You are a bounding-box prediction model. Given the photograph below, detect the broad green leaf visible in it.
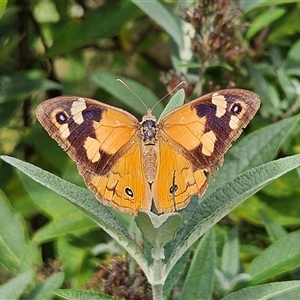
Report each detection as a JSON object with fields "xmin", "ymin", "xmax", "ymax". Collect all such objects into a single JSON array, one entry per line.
[
  {"xmin": 0, "ymin": 270, "xmax": 35, "ymax": 300},
  {"xmin": 262, "ymin": 169, "xmax": 300, "ymax": 198},
  {"xmin": 268, "ymin": 8, "xmax": 300, "ymax": 43},
  {"xmin": 1, "ymin": 156, "xmax": 150, "ymax": 279},
  {"xmin": 135, "ymin": 211, "xmax": 181, "ymax": 249},
  {"xmin": 45, "ymin": 2, "xmax": 139, "ymax": 57},
  {"xmin": 23, "ymin": 272, "xmax": 65, "ymax": 300},
  {"xmin": 56, "ymin": 237, "xmax": 99, "ymax": 287},
  {"xmin": 0, "ymin": 191, "xmax": 40, "ymax": 272},
  {"xmin": 91, "ymin": 70, "xmax": 162, "ymax": 115},
  {"xmin": 246, "ymin": 8, "xmax": 286, "ymax": 39},
  {"xmin": 180, "ymin": 229, "xmax": 216, "ymax": 300},
  {"xmin": 165, "ymin": 154, "xmax": 300, "ymax": 278},
  {"xmin": 232, "ymin": 194, "xmax": 300, "ymax": 227},
  {"xmin": 0, "ymin": 1, "xmax": 7, "ymax": 18},
  {"xmin": 131, "ymin": 0, "xmax": 182, "ymax": 46},
  {"xmin": 247, "ymin": 230, "xmax": 300, "ymax": 284},
  {"xmin": 206, "ymin": 115, "xmax": 300, "ymax": 195},
  {"xmin": 222, "ymin": 281, "xmax": 300, "ymax": 300},
  {"xmin": 18, "ymin": 171, "xmax": 97, "ymax": 244},
  {"xmin": 259, "ymin": 211, "xmax": 287, "ymax": 242},
  {"xmin": 0, "ymin": 71, "xmax": 61, "ymax": 103},
  {"xmin": 53, "ymin": 289, "xmax": 116, "ymax": 300},
  {"xmin": 288, "ymin": 39, "xmax": 300, "ymax": 63},
  {"xmin": 0, "ymin": 101, "xmax": 20, "ymax": 127}
]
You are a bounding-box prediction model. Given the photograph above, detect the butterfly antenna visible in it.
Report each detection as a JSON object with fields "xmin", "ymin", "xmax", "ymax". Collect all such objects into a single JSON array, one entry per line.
[
  {"xmin": 117, "ymin": 79, "xmax": 148, "ymax": 111},
  {"xmin": 152, "ymin": 81, "xmax": 186, "ymax": 111}
]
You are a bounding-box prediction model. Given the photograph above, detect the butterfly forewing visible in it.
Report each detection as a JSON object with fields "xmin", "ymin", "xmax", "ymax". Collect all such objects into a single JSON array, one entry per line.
[
  {"xmin": 159, "ymin": 89, "xmax": 260, "ymax": 169},
  {"xmin": 36, "ymin": 96, "xmax": 151, "ymax": 213}
]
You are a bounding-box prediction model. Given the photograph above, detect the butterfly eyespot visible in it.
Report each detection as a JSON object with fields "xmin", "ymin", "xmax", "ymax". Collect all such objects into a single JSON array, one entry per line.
[
  {"xmin": 169, "ymin": 184, "xmax": 178, "ymax": 195},
  {"xmin": 231, "ymin": 103, "xmax": 242, "ymax": 115},
  {"xmin": 124, "ymin": 187, "xmax": 134, "ymax": 198},
  {"xmin": 56, "ymin": 111, "xmax": 68, "ymax": 124}
]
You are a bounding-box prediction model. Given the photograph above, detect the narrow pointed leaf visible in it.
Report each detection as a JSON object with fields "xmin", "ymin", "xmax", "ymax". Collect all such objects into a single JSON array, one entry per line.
[
  {"xmin": 53, "ymin": 289, "xmax": 116, "ymax": 300},
  {"xmin": 0, "ymin": 191, "xmax": 40, "ymax": 272},
  {"xmin": 1, "ymin": 156, "xmax": 150, "ymax": 278},
  {"xmin": 180, "ymin": 229, "xmax": 216, "ymax": 300},
  {"xmin": 131, "ymin": 0, "xmax": 182, "ymax": 46},
  {"xmin": 222, "ymin": 281, "xmax": 300, "ymax": 300},
  {"xmin": 23, "ymin": 272, "xmax": 65, "ymax": 300},
  {"xmin": 165, "ymin": 154, "xmax": 300, "ymax": 276},
  {"xmin": 0, "ymin": 270, "xmax": 35, "ymax": 300}
]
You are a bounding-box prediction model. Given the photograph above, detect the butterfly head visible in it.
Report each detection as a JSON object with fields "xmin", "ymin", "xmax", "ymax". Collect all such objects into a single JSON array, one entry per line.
[{"xmin": 140, "ymin": 108, "xmax": 158, "ymax": 144}]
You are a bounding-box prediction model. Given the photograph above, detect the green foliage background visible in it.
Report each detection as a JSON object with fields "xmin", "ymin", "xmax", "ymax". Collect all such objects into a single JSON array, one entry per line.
[{"xmin": 0, "ymin": 0, "xmax": 300, "ymax": 299}]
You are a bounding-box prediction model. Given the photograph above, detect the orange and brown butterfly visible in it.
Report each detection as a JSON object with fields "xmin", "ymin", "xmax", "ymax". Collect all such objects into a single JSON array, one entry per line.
[{"xmin": 36, "ymin": 88, "xmax": 260, "ymax": 215}]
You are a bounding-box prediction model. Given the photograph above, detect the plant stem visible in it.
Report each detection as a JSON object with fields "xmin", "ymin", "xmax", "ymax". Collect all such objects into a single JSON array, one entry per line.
[{"xmin": 151, "ymin": 246, "xmax": 165, "ymax": 300}]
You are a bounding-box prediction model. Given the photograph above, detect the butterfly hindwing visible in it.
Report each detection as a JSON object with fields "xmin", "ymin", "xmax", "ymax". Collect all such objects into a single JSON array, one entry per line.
[
  {"xmin": 153, "ymin": 139, "xmax": 208, "ymax": 214},
  {"xmin": 79, "ymin": 142, "xmax": 151, "ymax": 214}
]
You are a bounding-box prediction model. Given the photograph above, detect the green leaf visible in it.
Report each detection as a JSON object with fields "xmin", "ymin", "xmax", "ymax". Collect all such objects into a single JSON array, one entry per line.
[
  {"xmin": 45, "ymin": 2, "xmax": 139, "ymax": 57},
  {"xmin": 232, "ymin": 193, "xmax": 300, "ymax": 227},
  {"xmin": 158, "ymin": 89, "xmax": 185, "ymax": 121},
  {"xmin": 23, "ymin": 272, "xmax": 65, "ymax": 300},
  {"xmin": 165, "ymin": 154, "xmax": 300, "ymax": 278},
  {"xmin": 247, "ymin": 230, "xmax": 300, "ymax": 284},
  {"xmin": 221, "ymin": 227, "xmax": 239, "ymax": 279},
  {"xmin": 18, "ymin": 171, "xmax": 97, "ymax": 244},
  {"xmin": 222, "ymin": 281, "xmax": 300, "ymax": 300},
  {"xmin": 1, "ymin": 156, "xmax": 151, "ymax": 279},
  {"xmin": 131, "ymin": 0, "xmax": 182, "ymax": 46},
  {"xmin": 207, "ymin": 115, "xmax": 300, "ymax": 195},
  {"xmin": 259, "ymin": 211, "xmax": 287, "ymax": 242},
  {"xmin": 268, "ymin": 8, "xmax": 300, "ymax": 43},
  {"xmin": 53, "ymin": 289, "xmax": 116, "ymax": 300},
  {"xmin": 246, "ymin": 8, "xmax": 286, "ymax": 39},
  {"xmin": 288, "ymin": 39, "xmax": 300, "ymax": 63},
  {"xmin": 135, "ymin": 211, "xmax": 181, "ymax": 249},
  {"xmin": 91, "ymin": 70, "xmax": 162, "ymax": 115},
  {"xmin": 180, "ymin": 229, "xmax": 216, "ymax": 300},
  {"xmin": 0, "ymin": 71, "xmax": 61, "ymax": 103},
  {"xmin": 0, "ymin": 270, "xmax": 35, "ymax": 300},
  {"xmin": 56, "ymin": 238, "xmax": 92, "ymax": 287},
  {"xmin": 0, "ymin": 191, "xmax": 40, "ymax": 272}
]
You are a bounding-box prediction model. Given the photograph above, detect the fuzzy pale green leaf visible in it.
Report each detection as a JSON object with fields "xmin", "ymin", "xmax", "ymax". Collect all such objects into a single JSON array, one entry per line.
[
  {"xmin": 165, "ymin": 154, "xmax": 300, "ymax": 278},
  {"xmin": 53, "ymin": 289, "xmax": 116, "ymax": 300},
  {"xmin": 135, "ymin": 210, "xmax": 181, "ymax": 249},
  {"xmin": 222, "ymin": 281, "xmax": 300, "ymax": 300},
  {"xmin": 0, "ymin": 270, "xmax": 35, "ymax": 300},
  {"xmin": 180, "ymin": 229, "xmax": 216, "ymax": 300},
  {"xmin": 1, "ymin": 156, "xmax": 150, "ymax": 278}
]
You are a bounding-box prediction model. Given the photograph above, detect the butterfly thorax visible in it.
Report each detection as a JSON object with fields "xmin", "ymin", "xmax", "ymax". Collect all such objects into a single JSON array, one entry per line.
[{"xmin": 140, "ymin": 109, "xmax": 159, "ymax": 183}]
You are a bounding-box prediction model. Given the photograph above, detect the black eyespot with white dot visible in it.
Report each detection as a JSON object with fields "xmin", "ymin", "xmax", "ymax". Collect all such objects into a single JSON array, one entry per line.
[
  {"xmin": 125, "ymin": 187, "xmax": 134, "ymax": 198},
  {"xmin": 56, "ymin": 111, "xmax": 68, "ymax": 124},
  {"xmin": 169, "ymin": 184, "xmax": 178, "ymax": 195},
  {"xmin": 231, "ymin": 103, "xmax": 242, "ymax": 115}
]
